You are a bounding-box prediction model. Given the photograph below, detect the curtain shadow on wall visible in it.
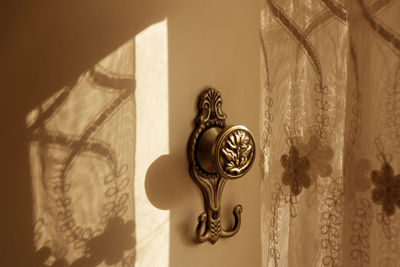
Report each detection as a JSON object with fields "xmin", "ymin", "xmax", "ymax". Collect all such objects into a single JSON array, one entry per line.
[
  {"xmin": 28, "ymin": 43, "xmax": 136, "ymax": 266},
  {"xmin": 0, "ymin": 0, "xmax": 166, "ymax": 266}
]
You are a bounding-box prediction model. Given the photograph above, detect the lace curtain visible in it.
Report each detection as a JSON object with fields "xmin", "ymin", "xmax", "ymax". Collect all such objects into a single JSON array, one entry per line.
[{"xmin": 261, "ymin": 0, "xmax": 400, "ymax": 266}]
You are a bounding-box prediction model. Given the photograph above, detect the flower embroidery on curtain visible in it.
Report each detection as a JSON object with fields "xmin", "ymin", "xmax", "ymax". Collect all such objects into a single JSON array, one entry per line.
[
  {"xmin": 371, "ymin": 139, "xmax": 400, "ymax": 217},
  {"xmin": 371, "ymin": 161, "xmax": 400, "ymax": 216},
  {"xmin": 297, "ymin": 135, "xmax": 334, "ymax": 184},
  {"xmin": 280, "ymin": 144, "xmax": 310, "ymax": 196}
]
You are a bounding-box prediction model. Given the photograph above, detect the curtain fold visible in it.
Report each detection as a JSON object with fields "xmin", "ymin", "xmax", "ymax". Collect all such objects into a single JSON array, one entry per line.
[{"xmin": 261, "ymin": 0, "xmax": 400, "ymax": 266}]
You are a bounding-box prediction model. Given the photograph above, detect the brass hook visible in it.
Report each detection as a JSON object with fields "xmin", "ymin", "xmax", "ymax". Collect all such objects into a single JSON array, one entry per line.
[{"xmin": 187, "ymin": 88, "xmax": 255, "ymax": 244}]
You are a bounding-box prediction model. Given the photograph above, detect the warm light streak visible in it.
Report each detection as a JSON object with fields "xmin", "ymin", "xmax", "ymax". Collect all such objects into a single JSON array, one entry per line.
[{"xmin": 134, "ymin": 19, "xmax": 169, "ymax": 267}]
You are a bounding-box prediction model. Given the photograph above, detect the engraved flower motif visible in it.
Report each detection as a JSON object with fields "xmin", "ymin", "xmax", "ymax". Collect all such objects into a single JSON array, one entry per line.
[
  {"xmin": 371, "ymin": 162, "xmax": 400, "ymax": 216},
  {"xmin": 222, "ymin": 130, "xmax": 253, "ymax": 175},
  {"xmin": 281, "ymin": 146, "xmax": 311, "ymax": 196}
]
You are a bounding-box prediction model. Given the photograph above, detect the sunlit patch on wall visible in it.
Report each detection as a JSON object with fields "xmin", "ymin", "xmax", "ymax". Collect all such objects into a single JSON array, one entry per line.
[
  {"xmin": 28, "ymin": 39, "xmax": 136, "ymax": 266},
  {"xmin": 134, "ymin": 19, "xmax": 169, "ymax": 267}
]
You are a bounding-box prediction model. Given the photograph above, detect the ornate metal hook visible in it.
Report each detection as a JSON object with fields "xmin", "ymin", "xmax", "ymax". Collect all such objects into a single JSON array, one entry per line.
[{"xmin": 187, "ymin": 88, "xmax": 255, "ymax": 244}]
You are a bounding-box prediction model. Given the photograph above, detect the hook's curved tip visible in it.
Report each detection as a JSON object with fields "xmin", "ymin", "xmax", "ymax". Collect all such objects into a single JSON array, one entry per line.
[
  {"xmin": 194, "ymin": 212, "xmax": 209, "ymax": 243},
  {"xmin": 233, "ymin": 204, "xmax": 243, "ymax": 214},
  {"xmin": 198, "ymin": 212, "xmax": 207, "ymax": 222},
  {"xmin": 221, "ymin": 205, "xmax": 242, "ymax": 238}
]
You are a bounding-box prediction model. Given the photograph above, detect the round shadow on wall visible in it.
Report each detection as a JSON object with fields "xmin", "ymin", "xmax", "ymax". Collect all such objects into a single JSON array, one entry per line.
[{"xmin": 145, "ymin": 153, "xmax": 193, "ymax": 210}]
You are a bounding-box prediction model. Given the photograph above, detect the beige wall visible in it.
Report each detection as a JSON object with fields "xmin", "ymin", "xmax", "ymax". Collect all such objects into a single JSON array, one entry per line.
[
  {"xmin": 142, "ymin": 1, "xmax": 261, "ymax": 267},
  {"xmin": 0, "ymin": 1, "xmax": 261, "ymax": 266}
]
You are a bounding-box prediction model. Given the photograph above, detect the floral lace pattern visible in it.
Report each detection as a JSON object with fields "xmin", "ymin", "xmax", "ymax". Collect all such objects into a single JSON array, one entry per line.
[{"xmin": 261, "ymin": 0, "xmax": 400, "ymax": 266}]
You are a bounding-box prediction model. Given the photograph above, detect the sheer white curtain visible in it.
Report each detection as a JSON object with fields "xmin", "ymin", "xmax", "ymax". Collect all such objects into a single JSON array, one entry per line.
[{"xmin": 261, "ymin": 0, "xmax": 400, "ymax": 266}]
